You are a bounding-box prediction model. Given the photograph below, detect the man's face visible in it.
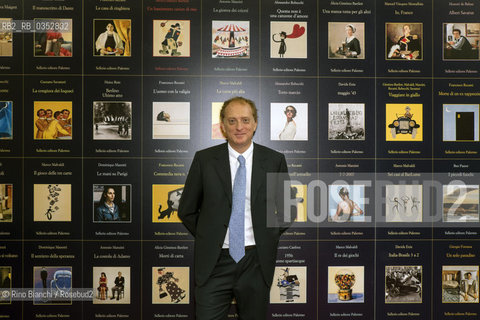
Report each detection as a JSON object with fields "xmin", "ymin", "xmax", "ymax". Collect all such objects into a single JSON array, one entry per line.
[
  {"xmin": 46, "ymin": 110, "xmax": 52, "ymax": 118},
  {"xmin": 63, "ymin": 111, "xmax": 70, "ymax": 119},
  {"xmin": 453, "ymin": 31, "xmax": 460, "ymax": 39},
  {"xmin": 220, "ymin": 101, "xmax": 257, "ymax": 153},
  {"xmin": 403, "ymin": 25, "xmax": 410, "ymax": 35},
  {"xmin": 118, "ymin": 272, "xmax": 122, "ymax": 277},
  {"xmin": 39, "ymin": 110, "xmax": 45, "ymax": 117}
]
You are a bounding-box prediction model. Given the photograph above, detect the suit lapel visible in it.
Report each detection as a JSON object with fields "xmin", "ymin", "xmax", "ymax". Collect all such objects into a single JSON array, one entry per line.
[
  {"xmin": 214, "ymin": 143, "xmax": 232, "ymax": 205},
  {"xmin": 251, "ymin": 143, "xmax": 266, "ymax": 205}
]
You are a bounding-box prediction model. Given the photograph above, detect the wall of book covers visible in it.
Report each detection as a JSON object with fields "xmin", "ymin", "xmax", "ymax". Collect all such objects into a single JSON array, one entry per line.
[{"xmin": 0, "ymin": 0, "xmax": 480, "ymax": 319}]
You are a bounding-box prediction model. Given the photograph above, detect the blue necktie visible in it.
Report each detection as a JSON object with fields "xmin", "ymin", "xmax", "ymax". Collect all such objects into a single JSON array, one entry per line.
[{"xmin": 229, "ymin": 155, "xmax": 246, "ymax": 263}]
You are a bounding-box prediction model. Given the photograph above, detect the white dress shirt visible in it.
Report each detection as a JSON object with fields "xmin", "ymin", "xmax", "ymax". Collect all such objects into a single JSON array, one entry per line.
[
  {"xmin": 451, "ymin": 36, "xmax": 466, "ymax": 50},
  {"xmin": 223, "ymin": 142, "xmax": 256, "ymax": 248}
]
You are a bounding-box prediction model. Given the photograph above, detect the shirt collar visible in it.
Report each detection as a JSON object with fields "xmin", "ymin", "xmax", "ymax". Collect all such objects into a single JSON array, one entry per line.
[{"xmin": 227, "ymin": 142, "xmax": 254, "ymax": 161}]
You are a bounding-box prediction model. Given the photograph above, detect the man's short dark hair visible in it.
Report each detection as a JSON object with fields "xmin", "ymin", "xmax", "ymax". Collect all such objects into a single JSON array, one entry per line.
[
  {"xmin": 53, "ymin": 111, "xmax": 61, "ymax": 119},
  {"xmin": 219, "ymin": 96, "xmax": 258, "ymax": 123},
  {"xmin": 37, "ymin": 109, "xmax": 45, "ymax": 116},
  {"xmin": 453, "ymin": 29, "xmax": 461, "ymax": 35}
]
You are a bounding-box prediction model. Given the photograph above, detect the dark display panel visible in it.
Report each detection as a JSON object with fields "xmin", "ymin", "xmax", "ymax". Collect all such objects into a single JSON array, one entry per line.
[{"xmin": 0, "ymin": 0, "xmax": 480, "ymax": 319}]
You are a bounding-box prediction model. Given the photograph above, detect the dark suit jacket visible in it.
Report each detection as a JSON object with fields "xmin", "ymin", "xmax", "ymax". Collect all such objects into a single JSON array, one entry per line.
[
  {"xmin": 114, "ymin": 276, "xmax": 125, "ymax": 288},
  {"xmin": 178, "ymin": 142, "xmax": 292, "ymax": 287}
]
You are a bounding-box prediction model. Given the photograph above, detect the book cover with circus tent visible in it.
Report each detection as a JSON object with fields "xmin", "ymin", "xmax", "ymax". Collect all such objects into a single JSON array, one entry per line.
[{"xmin": 212, "ymin": 21, "xmax": 250, "ymax": 58}]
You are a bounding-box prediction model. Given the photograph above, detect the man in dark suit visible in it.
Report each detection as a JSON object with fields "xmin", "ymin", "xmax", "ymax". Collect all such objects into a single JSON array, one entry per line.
[
  {"xmin": 110, "ymin": 271, "xmax": 124, "ymax": 300},
  {"xmin": 179, "ymin": 97, "xmax": 294, "ymax": 319}
]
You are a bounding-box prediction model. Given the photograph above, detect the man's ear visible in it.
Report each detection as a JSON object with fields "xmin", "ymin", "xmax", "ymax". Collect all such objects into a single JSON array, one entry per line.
[{"xmin": 220, "ymin": 121, "xmax": 227, "ymax": 138}]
